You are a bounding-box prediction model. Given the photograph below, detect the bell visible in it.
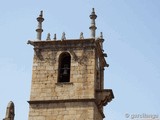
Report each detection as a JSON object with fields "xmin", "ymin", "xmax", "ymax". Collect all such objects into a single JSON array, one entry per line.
[
  {"xmin": 62, "ymin": 64, "xmax": 68, "ymax": 76},
  {"xmin": 63, "ymin": 69, "xmax": 68, "ymax": 75}
]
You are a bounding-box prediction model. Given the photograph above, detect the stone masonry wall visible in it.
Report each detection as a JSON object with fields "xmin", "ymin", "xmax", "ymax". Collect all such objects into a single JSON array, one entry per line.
[
  {"xmin": 30, "ymin": 48, "xmax": 96, "ymax": 101},
  {"xmin": 29, "ymin": 102, "xmax": 102, "ymax": 120},
  {"xmin": 29, "ymin": 102, "xmax": 100, "ymax": 120}
]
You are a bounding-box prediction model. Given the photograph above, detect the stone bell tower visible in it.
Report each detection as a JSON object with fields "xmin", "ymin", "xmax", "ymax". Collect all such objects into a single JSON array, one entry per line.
[{"xmin": 27, "ymin": 8, "xmax": 114, "ymax": 120}]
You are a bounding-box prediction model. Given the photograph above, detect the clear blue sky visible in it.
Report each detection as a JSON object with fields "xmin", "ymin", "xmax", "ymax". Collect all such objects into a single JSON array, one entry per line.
[{"xmin": 0, "ymin": 0, "xmax": 160, "ymax": 120}]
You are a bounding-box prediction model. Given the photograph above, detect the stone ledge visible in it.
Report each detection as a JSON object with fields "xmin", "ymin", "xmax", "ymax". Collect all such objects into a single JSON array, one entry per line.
[
  {"xmin": 28, "ymin": 98, "xmax": 106, "ymax": 118},
  {"xmin": 27, "ymin": 39, "xmax": 95, "ymax": 49},
  {"xmin": 55, "ymin": 82, "xmax": 73, "ymax": 86},
  {"xmin": 28, "ymin": 98, "xmax": 95, "ymax": 104}
]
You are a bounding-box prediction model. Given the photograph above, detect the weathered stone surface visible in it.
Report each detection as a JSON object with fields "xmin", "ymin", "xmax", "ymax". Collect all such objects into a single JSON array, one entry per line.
[
  {"xmin": 30, "ymin": 46, "xmax": 96, "ymax": 101},
  {"xmin": 29, "ymin": 102, "xmax": 100, "ymax": 120},
  {"xmin": 28, "ymin": 38, "xmax": 113, "ymax": 120}
]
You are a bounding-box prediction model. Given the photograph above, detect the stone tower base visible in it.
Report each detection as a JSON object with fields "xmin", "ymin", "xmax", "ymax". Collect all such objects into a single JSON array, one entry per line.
[{"xmin": 28, "ymin": 100, "xmax": 103, "ymax": 120}]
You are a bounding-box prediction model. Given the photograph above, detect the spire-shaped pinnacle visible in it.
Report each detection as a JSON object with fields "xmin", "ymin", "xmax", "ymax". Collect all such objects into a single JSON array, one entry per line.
[
  {"xmin": 89, "ymin": 8, "xmax": 97, "ymax": 38},
  {"xmin": 36, "ymin": 11, "xmax": 44, "ymax": 40},
  {"xmin": 3, "ymin": 101, "xmax": 15, "ymax": 120},
  {"xmin": 53, "ymin": 34, "xmax": 57, "ymax": 40},
  {"xmin": 80, "ymin": 32, "xmax": 84, "ymax": 39},
  {"xmin": 100, "ymin": 32, "xmax": 103, "ymax": 39},
  {"xmin": 40, "ymin": 11, "xmax": 43, "ymax": 17},
  {"xmin": 99, "ymin": 32, "xmax": 104, "ymax": 51},
  {"xmin": 61, "ymin": 32, "xmax": 66, "ymax": 40},
  {"xmin": 46, "ymin": 33, "xmax": 51, "ymax": 41}
]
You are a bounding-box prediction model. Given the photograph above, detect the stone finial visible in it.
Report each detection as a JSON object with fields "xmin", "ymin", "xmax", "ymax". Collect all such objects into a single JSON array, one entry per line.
[
  {"xmin": 89, "ymin": 8, "xmax": 97, "ymax": 38},
  {"xmin": 99, "ymin": 32, "xmax": 104, "ymax": 51},
  {"xmin": 80, "ymin": 32, "xmax": 84, "ymax": 39},
  {"xmin": 100, "ymin": 32, "xmax": 103, "ymax": 39},
  {"xmin": 53, "ymin": 34, "xmax": 57, "ymax": 40},
  {"xmin": 46, "ymin": 33, "xmax": 51, "ymax": 41},
  {"xmin": 61, "ymin": 32, "xmax": 66, "ymax": 40},
  {"xmin": 36, "ymin": 10, "xmax": 44, "ymax": 40},
  {"xmin": 3, "ymin": 101, "xmax": 15, "ymax": 120}
]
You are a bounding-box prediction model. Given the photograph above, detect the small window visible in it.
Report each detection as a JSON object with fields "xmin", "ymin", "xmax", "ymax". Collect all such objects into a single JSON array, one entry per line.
[{"xmin": 58, "ymin": 52, "xmax": 71, "ymax": 82}]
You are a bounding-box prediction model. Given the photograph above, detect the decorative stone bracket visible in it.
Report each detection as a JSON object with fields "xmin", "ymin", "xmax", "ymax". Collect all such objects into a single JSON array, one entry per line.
[
  {"xmin": 96, "ymin": 89, "xmax": 114, "ymax": 112},
  {"xmin": 27, "ymin": 40, "xmax": 35, "ymax": 46}
]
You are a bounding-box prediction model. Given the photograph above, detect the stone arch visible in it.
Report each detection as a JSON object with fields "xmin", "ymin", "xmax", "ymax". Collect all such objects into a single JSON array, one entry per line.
[{"xmin": 58, "ymin": 52, "xmax": 71, "ymax": 82}]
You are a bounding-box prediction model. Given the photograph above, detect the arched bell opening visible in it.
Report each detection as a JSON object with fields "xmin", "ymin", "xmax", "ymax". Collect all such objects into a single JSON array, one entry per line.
[{"xmin": 58, "ymin": 52, "xmax": 71, "ymax": 82}]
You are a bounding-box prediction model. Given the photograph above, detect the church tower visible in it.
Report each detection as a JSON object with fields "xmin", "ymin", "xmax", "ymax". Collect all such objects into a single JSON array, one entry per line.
[{"xmin": 27, "ymin": 9, "xmax": 114, "ymax": 120}]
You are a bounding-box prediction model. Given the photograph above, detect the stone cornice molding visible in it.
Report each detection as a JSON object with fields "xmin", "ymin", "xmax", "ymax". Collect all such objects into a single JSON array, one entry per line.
[{"xmin": 28, "ymin": 38, "xmax": 108, "ymax": 67}]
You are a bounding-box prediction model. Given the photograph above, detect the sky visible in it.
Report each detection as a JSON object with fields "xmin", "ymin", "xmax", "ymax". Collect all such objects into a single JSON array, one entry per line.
[{"xmin": 0, "ymin": 0, "xmax": 160, "ymax": 120}]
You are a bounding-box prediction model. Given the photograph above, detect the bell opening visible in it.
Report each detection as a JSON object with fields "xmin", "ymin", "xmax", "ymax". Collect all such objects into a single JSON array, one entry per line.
[{"xmin": 58, "ymin": 52, "xmax": 71, "ymax": 82}]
